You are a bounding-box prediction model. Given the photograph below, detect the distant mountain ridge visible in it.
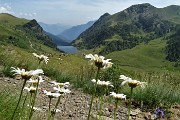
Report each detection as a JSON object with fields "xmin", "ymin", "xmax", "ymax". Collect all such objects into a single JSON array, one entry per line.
[
  {"xmin": 45, "ymin": 32, "xmax": 69, "ymax": 46},
  {"xmin": 58, "ymin": 21, "xmax": 96, "ymax": 42},
  {"xmin": 73, "ymin": 3, "xmax": 180, "ymax": 57},
  {"xmin": 38, "ymin": 22, "xmax": 71, "ymax": 35}
]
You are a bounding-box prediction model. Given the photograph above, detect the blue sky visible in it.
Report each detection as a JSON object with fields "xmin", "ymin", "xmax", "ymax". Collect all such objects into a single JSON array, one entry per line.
[{"xmin": 0, "ymin": 0, "xmax": 179, "ymax": 25}]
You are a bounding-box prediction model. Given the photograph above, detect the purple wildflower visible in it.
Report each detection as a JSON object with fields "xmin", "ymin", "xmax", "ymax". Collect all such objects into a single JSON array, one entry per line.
[{"xmin": 155, "ymin": 107, "xmax": 165, "ymax": 118}]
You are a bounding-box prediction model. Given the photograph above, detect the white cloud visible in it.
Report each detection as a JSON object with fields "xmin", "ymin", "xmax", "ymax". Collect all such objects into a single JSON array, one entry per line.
[
  {"xmin": 18, "ymin": 12, "xmax": 37, "ymax": 18},
  {"xmin": 0, "ymin": 3, "xmax": 14, "ymax": 14},
  {"xmin": 5, "ymin": 4, "xmax": 11, "ymax": 10},
  {"xmin": 0, "ymin": 6, "xmax": 10, "ymax": 13}
]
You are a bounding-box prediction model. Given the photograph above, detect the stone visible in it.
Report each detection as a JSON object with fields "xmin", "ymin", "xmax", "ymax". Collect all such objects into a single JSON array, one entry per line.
[
  {"xmin": 105, "ymin": 110, "xmax": 111, "ymax": 117},
  {"xmin": 130, "ymin": 108, "xmax": 141, "ymax": 116}
]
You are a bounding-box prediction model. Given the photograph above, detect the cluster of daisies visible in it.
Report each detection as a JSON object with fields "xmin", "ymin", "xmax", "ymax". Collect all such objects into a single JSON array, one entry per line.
[
  {"xmin": 85, "ymin": 54, "xmax": 147, "ymax": 120},
  {"xmin": 10, "ymin": 53, "xmax": 147, "ymax": 120},
  {"xmin": 10, "ymin": 53, "xmax": 71, "ymax": 120},
  {"xmin": 85, "ymin": 54, "xmax": 146, "ymax": 99}
]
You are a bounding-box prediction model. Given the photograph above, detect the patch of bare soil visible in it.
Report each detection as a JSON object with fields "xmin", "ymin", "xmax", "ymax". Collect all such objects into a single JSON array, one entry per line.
[{"xmin": 0, "ymin": 77, "xmax": 180, "ymax": 120}]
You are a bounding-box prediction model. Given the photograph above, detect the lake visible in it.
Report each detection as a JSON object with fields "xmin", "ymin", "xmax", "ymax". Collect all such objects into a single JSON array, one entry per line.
[{"xmin": 57, "ymin": 46, "xmax": 78, "ymax": 53}]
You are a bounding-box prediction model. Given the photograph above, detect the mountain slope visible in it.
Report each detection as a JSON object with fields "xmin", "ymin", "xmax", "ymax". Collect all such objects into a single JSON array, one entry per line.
[
  {"xmin": 38, "ymin": 22, "xmax": 71, "ymax": 35},
  {"xmin": 58, "ymin": 21, "xmax": 95, "ymax": 42},
  {"xmin": 45, "ymin": 32, "xmax": 69, "ymax": 46},
  {"xmin": 73, "ymin": 3, "xmax": 180, "ymax": 55},
  {"xmin": 0, "ymin": 13, "xmax": 56, "ymax": 50},
  {"xmin": 106, "ymin": 38, "xmax": 180, "ymax": 74},
  {"xmin": 0, "ymin": 13, "xmax": 28, "ymax": 25}
]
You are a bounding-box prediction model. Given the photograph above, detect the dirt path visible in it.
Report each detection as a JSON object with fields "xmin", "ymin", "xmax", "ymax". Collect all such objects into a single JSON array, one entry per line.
[{"xmin": 0, "ymin": 76, "xmax": 180, "ymax": 120}]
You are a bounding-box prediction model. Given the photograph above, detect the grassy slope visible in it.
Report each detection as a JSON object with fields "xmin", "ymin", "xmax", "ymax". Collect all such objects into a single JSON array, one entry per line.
[
  {"xmin": 0, "ymin": 13, "xmax": 87, "ymax": 76},
  {"xmin": 0, "ymin": 44, "xmax": 86, "ymax": 75},
  {"xmin": 0, "ymin": 13, "xmax": 29, "ymax": 25},
  {"xmin": 106, "ymin": 38, "xmax": 180, "ymax": 74}
]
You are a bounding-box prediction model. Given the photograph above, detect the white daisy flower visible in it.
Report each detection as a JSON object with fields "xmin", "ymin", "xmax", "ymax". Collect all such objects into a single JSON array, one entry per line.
[
  {"xmin": 27, "ymin": 76, "xmax": 44, "ymax": 85},
  {"xmin": 43, "ymin": 90, "xmax": 61, "ymax": 98},
  {"xmin": 53, "ymin": 87, "xmax": 71, "ymax": 94},
  {"xmin": 32, "ymin": 53, "xmax": 49, "ymax": 64},
  {"xmin": 91, "ymin": 79, "xmax": 114, "ymax": 87},
  {"xmin": 85, "ymin": 54, "xmax": 113, "ymax": 69},
  {"xmin": 120, "ymin": 75, "xmax": 147, "ymax": 88},
  {"xmin": 50, "ymin": 81, "xmax": 70, "ymax": 88},
  {"xmin": 110, "ymin": 92, "xmax": 126, "ymax": 100},
  {"xmin": 24, "ymin": 86, "xmax": 37, "ymax": 93},
  {"xmin": 11, "ymin": 67, "xmax": 44, "ymax": 80}
]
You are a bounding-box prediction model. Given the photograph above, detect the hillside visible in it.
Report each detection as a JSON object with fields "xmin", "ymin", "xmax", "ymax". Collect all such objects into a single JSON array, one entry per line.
[
  {"xmin": 73, "ymin": 3, "xmax": 180, "ymax": 58},
  {"xmin": 45, "ymin": 31, "xmax": 69, "ymax": 46},
  {"xmin": 1, "ymin": 4, "xmax": 180, "ymax": 120},
  {"xmin": 0, "ymin": 13, "xmax": 57, "ymax": 50},
  {"xmin": 59, "ymin": 21, "xmax": 95, "ymax": 42},
  {"xmin": 106, "ymin": 38, "xmax": 178, "ymax": 72}
]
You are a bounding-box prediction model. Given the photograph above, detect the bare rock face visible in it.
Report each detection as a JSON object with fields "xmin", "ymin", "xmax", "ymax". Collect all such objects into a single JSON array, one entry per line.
[{"xmin": 23, "ymin": 19, "xmax": 43, "ymax": 33}]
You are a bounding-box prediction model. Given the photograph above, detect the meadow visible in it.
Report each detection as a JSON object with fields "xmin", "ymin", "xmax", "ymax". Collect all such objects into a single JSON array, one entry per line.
[{"xmin": 0, "ymin": 41, "xmax": 180, "ymax": 120}]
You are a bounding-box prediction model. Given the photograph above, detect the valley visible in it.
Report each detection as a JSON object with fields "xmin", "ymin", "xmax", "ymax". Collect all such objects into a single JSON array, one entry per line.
[{"xmin": 0, "ymin": 2, "xmax": 180, "ymax": 120}]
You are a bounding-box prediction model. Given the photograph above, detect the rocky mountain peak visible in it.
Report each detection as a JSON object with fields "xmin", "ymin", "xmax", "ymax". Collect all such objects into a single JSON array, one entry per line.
[
  {"xmin": 23, "ymin": 19, "xmax": 43, "ymax": 33},
  {"xmin": 124, "ymin": 3, "xmax": 156, "ymax": 14}
]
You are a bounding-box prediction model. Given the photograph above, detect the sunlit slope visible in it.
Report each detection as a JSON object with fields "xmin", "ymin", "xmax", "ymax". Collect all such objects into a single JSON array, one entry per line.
[
  {"xmin": 0, "ymin": 13, "xmax": 29, "ymax": 25},
  {"xmin": 107, "ymin": 38, "xmax": 179, "ymax": 72}
]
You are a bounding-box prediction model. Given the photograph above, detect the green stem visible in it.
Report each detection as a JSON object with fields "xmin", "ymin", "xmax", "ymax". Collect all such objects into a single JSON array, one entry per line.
[
  {"xmin": 11, "ymin": 79, "xmax": 27, "ymax": 120},
  {"xmin": 87, "ymin": 67, "xmax": 100, "ymax": 120},
  {"xmin": 48, "ymin": 98, "xmax": 52, "ymax": 120},
  {"xmin": 128, "ymin": 87, "xmax": 133, "ymax": 120},
  {"xmin": 19, "ymin": 92, "xmax": 28, "ymax": 120},
  {"xmin": 52, "ymin": 96, "xmax": 61, "ymax": 120},
  {"xmin": 29, "ymin": 78, "xmax": 40, "ymax": 120},
  {"xmin": 30, "ymin": 93, "xmax": 33, "ymax": 106},
  {"xmin": 98, "ymin": 96, "xmax": 103, "ymax": 119},
  {"xmin": 114, "ymin": 99, "xmax": 118, "ymax": 120}
]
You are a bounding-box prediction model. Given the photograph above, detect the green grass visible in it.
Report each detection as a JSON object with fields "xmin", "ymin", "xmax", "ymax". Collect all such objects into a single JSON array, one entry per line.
[
  {"xmin": 0, "ymin": 88, "xmax": 20, "ymax": 120},
  {"xmin": 0, "ymin": 13, "xmax": 29, "ymax": 26},
  {"xmin": 1, "ymin": 12, "xmax": 180, "ymax": 119},
  {"xmin": 106, "ymin": 38, "xmax": 180, "ymax": 73}
]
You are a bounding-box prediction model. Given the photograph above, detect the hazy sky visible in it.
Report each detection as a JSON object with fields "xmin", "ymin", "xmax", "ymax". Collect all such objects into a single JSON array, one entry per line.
[{"xmin": 0, "ymin": 0, "xmax": 179, "ymax": 25}]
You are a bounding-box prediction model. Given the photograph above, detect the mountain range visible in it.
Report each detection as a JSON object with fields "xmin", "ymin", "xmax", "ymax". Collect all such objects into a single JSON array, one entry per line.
[
  {"xmin": 38, "ymin": 22, "xmax": 71, "ymax": 35},
  {"xmin": 73, "ymin": 3, "xmax": 180, "ymax": 62},
  {"xmin": 1, "ymin": 3, "xmax": 180, "ymax": 72},
  {"xmin": 0, "ymin": 13, "xmax": 69, "ymax": 51},
  {"xmin": 57, "ymin": 21, "xmax": 96, "ymax": 42}
]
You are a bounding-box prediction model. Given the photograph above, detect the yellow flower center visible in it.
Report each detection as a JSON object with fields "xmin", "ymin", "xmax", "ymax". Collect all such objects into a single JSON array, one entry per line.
[
  {"xmin": 95, "ymin": 61, "xmax": 103, "ymax": 68},
  {"xmin": 21, "ymin": 72, "xmax": 32, "ymax": 80},
  {"xmin": 128, "ymin": 81, "xmax": 139, "ymax": 88}
]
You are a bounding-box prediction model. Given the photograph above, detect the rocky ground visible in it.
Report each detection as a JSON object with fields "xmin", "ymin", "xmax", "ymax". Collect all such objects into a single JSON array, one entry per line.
[{"xmin": 1, "ymin": 76, "xmax": 180, "ymax": 120}]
